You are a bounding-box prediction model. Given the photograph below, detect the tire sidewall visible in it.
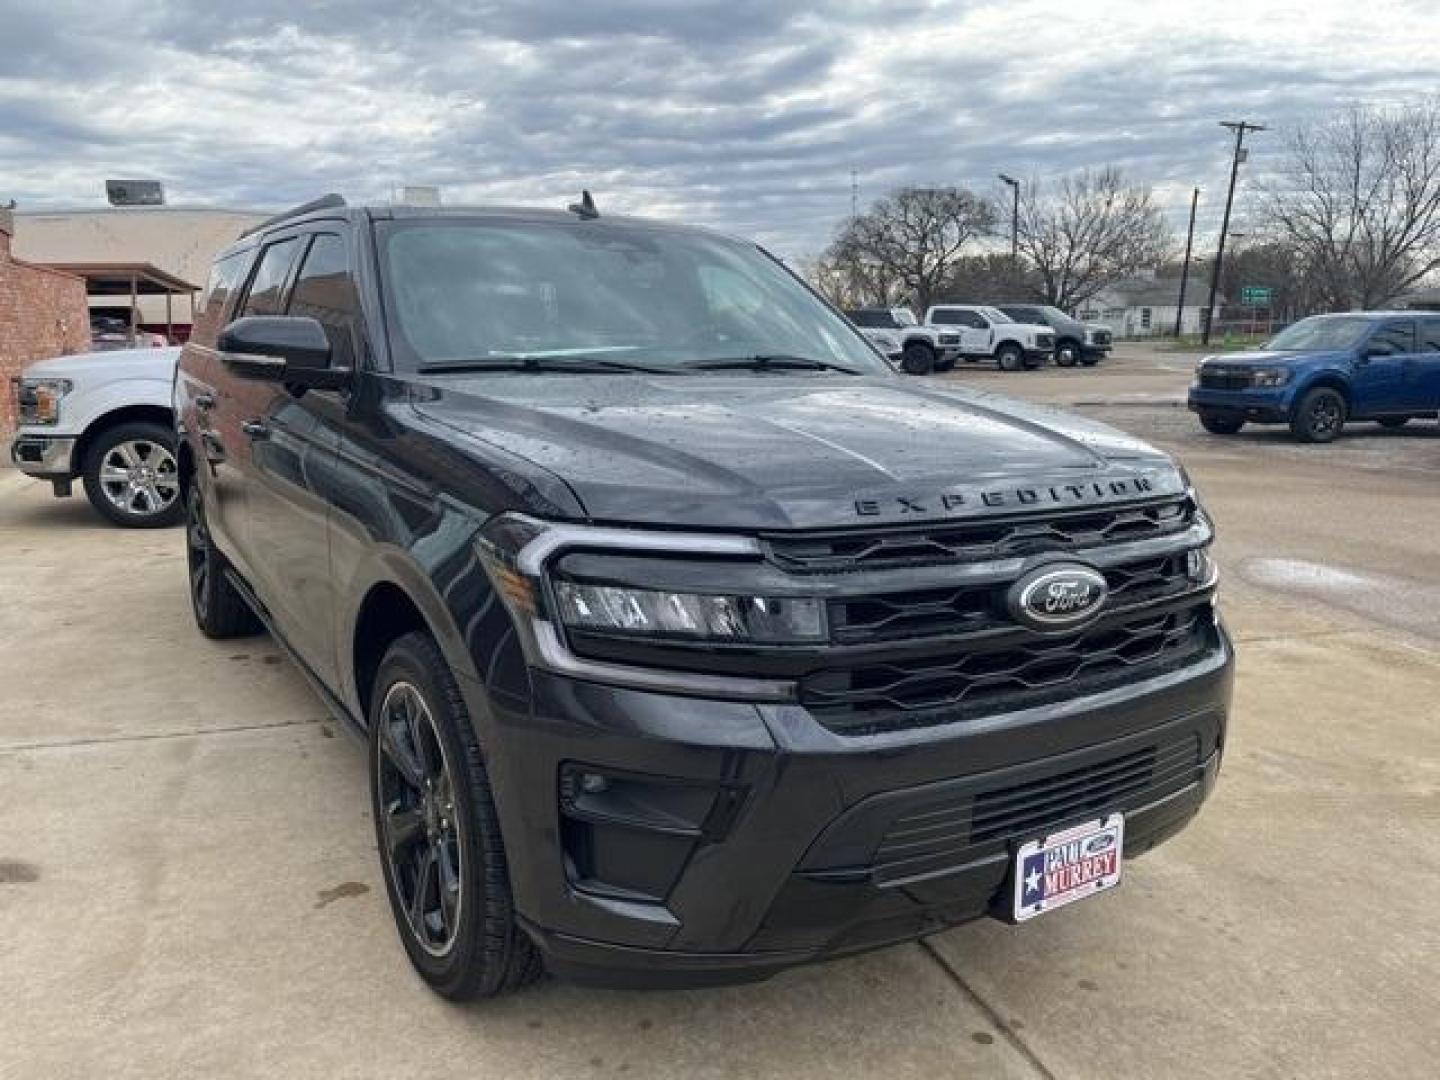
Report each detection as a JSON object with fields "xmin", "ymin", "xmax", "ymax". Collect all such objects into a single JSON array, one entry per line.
[
  {"xmin": 901, "ymin": 342, "xmax": 935, "ymax": 375},
  {"xmin": 998, "ymin": 345, "xmax": 1022, "ymax": 371},
  {"xmin": 1056, "ymin": 342, "xmax": 1078, "ymax": 367},
  {"xmin": 368, "ymin": 634, "xmax": 515, "ymax": 999}
]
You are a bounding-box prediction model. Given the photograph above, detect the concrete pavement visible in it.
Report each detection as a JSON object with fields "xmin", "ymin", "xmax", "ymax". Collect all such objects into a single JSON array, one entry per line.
[{"xmin": 3, "ymin": 355, "xmax": 1438, "ymax": 1077}]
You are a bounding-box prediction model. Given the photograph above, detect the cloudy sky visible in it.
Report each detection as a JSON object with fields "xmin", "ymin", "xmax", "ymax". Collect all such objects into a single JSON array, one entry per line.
[{"xmin": 2, "ymin": 0, "xmax": 1438, "ymax": 256}]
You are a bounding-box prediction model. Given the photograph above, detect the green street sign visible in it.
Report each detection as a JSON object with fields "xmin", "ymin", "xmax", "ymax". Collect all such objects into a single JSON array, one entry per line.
[{"xmin": 1240, "ymin": 285, "xmax": 1272, "ymax": 306}]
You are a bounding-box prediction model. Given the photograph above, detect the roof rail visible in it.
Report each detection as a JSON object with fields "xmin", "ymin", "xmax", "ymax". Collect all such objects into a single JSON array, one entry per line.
[{"xmin": 240, "ymin": 193, "xmax": 347, "ymax": 238}]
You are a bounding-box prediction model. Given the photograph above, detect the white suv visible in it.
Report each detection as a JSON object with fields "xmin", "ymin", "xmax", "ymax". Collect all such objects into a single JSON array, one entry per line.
[
  {"xmin": 845, "ymin": 307, "xmax": 962, "ymax": 374},
  {"xmin": 9, "ymin": 346, "xmax": 183, "ymax": 527},
  {"xmin": 925, "ymin": 305, "xmax": 1055, "ymax": 371}
]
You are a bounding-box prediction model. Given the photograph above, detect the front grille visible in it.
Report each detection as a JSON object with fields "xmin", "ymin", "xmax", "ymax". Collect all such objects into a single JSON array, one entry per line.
[
  {"xmin": 802, "ymin": 604, "xmax": 1213, "ymax": 733},
  {"xmin": 1037, "ymin": 333, "xmax": 1055, "ymax": 348},
  {"xmin": 1200, "ymin": 369, "xmax": 1252, "ymax": 390},
  {"xmin": 938, "ymin": 334, "xmax": 960, "ymax": 345},
  {"xmin": 1092, "ymin": 330, "xmax": 1112, "ymax": 346},
  {"xmin": 829, "ymin": 552, "xmax": 1191, "ymax": 644},
  {"xmin": 871, "ymin": 733, "xmax": 1201, "ymax": 884},
  {"xmin": 764, "ymin": 498, "xmax": 1195, "ymax": 574}
]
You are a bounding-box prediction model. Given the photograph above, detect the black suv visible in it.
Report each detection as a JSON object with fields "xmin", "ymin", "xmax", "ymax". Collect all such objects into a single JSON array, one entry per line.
[
  {"xmin": 175, "ymin": 195, "xmax": 1231, "ymax": 999},
  {"xmin": 996, "ymin": 304, "xmax": 1112, "ymax": 366}
]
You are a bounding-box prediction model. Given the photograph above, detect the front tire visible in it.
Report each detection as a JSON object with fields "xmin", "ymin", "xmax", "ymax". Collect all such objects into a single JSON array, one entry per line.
[
  {"xmin": 370, "ymin": 632, "xmax": 541, "ymax": 1000},
  {"xmin": 1199, "ymin": 412, "xmax": 1245, "ymax": 435},
  {"xmin": 900, "ymin": 341, "xmax": 935, "ymax": 375},
  {"xmin": 82, "ymin": 421, "xmax": 183, "ymax": 528},
  {"xmin": 1290, "ymin": 387, "xmax": 1347, "ymax": 443},
  {"xmin": 997, "ymin": 344, "xmax": 1024, "ymax": 371},
  {"xmin": 1055, "ymin": 341, "xmax": 1079, "ymax": 367}
]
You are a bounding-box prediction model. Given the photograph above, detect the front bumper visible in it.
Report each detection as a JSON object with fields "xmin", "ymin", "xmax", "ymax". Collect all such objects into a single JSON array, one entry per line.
[
  {"xmin": 476, "ymin": 619, "xmax": 1233, "ymax": 988},
  {"xmin": 1187, "ymin": 387, "xmax": 1290, "ymax": 423},
  {"xmin": 10, "ymin": 434, "xmax": 77, "ymax": 478}
]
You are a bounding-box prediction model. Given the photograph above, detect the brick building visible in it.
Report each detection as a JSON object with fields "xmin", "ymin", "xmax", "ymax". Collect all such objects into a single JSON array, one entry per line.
[{"xmin": 0, "ymin": 208, "xmax": 91, "ymax": 433}]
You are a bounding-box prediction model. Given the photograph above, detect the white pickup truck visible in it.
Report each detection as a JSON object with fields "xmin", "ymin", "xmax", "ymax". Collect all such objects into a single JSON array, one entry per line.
[
  {"xmin": 844, "ymin": 307, "xmax": 962, "ymax": 374},
  {"xmin": 924, "ymin": 304, "xmax": 1055, "ymax": 371},
  {"xmin": 9, "ymin": 346, "xmax": 183, "ymax": 527}
]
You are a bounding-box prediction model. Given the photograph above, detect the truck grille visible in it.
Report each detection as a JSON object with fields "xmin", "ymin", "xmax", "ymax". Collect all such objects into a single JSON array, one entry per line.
[
  {"xmin": 1092, "ymin": 330, "xmax": 1112, "ymax": 346},
  {"xmin": 937, "ymin": 334, "xmax": 960, "ymax": 345},
  {"xmin": 764, "ymin": 498, "xmax": 1195, "ymax": 574},
  {"xmin": 1199, "ymin": 369, "xmax": 1251, "ymax": 390},
  {"xmin": 870, "ymin": 732, "xmax": 1202, "ymax": 884},
  {"xmin": 1037, "ymin": 333, "xmax": 1055, "ymax": 349}
]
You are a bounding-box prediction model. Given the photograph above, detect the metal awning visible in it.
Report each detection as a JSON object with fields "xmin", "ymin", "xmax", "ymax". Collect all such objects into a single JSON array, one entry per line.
[{"xmin": 39, "ymin": 262, "xmax": 201, "ymax": 345}]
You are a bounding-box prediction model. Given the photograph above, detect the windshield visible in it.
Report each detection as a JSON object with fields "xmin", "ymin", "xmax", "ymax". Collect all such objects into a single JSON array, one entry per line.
[
  {"xmin": 1263, "ymin": 316, "xmax": 1371, "ymax": 352},
  {"xmin": 980, "ymin": 306, "xmax": 1013, "ymax": 323},
  {"xmin": 846, "ymin": 309, "xmax": 896, "ymax": 329},
  {"xmin": 892, "ymin": 308, "xmax": 918, "ymax": 326},
  {"xmin": 379, "ymin": 219, "xmax": 888, "ymax": 374}
]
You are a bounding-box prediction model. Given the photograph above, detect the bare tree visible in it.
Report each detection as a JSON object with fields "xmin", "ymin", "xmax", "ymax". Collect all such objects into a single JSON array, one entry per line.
[
  {"xmin": 1264, "ymin": 101, "xmax": 1440, "ymax": 309},
  {"xmin": 1013, "ymin": 167, "xmax": 1172, "ymax": 310},
  {"xmin": 822, "ymin": 187, "xmax": 996, "ymax": 311}
]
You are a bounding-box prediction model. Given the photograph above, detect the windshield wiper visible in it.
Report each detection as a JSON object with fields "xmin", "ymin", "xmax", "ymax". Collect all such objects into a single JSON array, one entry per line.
[
  {"xmin": 417, "ymin": 355, "xmax": 675, "ymax": 375},
  {"xmin": 685, "ymin": 355, "xmax": 864, "ymax": 374}
]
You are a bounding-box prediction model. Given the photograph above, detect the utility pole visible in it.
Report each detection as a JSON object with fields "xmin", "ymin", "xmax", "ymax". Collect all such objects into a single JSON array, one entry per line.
[
  {"xmin": 850, "ymin": 170, "xmax": 858, "ymax": 220},
  {"xmin": 1174, "ymin": 187, "xmax": 1199, "ymax": 337},
  {"xmin": 1202, "ymin": 120, "xmax": 1266, "ymax": 345}
]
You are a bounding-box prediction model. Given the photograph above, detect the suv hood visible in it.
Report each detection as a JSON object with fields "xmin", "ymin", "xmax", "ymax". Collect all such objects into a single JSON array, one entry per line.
[
  {"xmin": 1202, "ymin": 349, "xmax": 1344, "ymax": 367},
  {"xmin": 413, "ymin": 375, "xmax": 1181, "ymax": 530}
]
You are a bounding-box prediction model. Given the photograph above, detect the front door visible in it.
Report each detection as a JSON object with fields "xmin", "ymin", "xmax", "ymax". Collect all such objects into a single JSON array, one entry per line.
[
  {"xmin": 241, "ymin": 229, "xmax": 360, "ymax": 688},
  {"xmin": 1353, "ymin": 320, "xmax": 1415, "ymax": 417},
  {"xmin": 958, "ymin": 311, "xmax": 993, "ymax": 355}
]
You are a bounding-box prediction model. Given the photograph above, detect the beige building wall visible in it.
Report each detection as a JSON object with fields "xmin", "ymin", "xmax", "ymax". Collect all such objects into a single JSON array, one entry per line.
[{"xmin": 11, "ymin": 207, "xmax": 269, "ymax": 327}]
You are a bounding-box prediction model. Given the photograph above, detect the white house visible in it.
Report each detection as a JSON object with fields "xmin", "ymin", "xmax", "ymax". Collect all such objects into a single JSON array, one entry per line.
[{"xmin": 1080, "ymin": 275, "xmax": 1223, "ymax": 338}]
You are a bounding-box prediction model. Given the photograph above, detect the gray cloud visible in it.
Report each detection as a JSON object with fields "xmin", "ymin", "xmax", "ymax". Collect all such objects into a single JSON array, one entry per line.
[{"xmin": 1, "ymin": 0, "xmax": 1438, "ymax": 255}]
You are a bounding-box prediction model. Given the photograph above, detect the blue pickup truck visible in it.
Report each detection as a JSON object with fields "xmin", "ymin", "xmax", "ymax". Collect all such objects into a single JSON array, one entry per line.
[{"xmin": 1187, "ymin": 312, "xmax": 1440, "ymax": 442}]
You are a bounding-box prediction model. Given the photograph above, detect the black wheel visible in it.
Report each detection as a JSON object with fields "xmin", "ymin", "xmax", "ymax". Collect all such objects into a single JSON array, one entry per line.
[
  {"xmin": 82, "ymin": 421, "xmax": 182, "ymax": 528},
  {"xmin": 997, "ymin": 344, "xmax": 1024, "ymax": 371},
  {"xmin": 900, "ymin": 341, "xmax": 935, "ymax": 375},
  {"xmin": 1290, "ymin": 388, "xmax": 1347, "ymax": 443},
  {"xmin": 1055, "ymin": 341, "xmax": 1079, "ymax": 367},
  {"xmin": 1377, "ymin": 417, "xmax": 1409, "ymax": 429},
  {"xmin": 1199, "ymin": 412, "xmax": 1245, "ymax": 435},
  {"xmin": 370, "ymin": 632, "xmax": 541, "ymax": 1000},
  {"xmin": 186, "ymin": 486, "xmax": 262, "ymax": 639}
]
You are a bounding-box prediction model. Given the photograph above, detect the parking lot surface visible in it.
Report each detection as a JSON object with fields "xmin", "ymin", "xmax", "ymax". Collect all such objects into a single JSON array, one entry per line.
[{"xmin": 3, "ymin": 344, "xmax": 1438, "ymax": 1078}]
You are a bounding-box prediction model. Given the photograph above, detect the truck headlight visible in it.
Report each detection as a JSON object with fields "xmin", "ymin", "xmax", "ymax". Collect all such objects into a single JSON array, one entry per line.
[
  {"xmin": 15, "ymin": 377, "xmax": 73, "ymax": 425},
  {"xmin": 553, "ymin": 582, "xmax": 824, "ymax": 642},
  {"xmin": 1250, "ymin": 367, "xmax": 1291, "ymax": 387}
]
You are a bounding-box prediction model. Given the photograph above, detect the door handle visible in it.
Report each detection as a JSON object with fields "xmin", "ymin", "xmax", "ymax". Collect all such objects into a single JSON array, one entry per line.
[
  {"xmin": 195, "ymin": 393, "xmax": 215, "ymax": 412},
  {"xmin": 241, "ymin": 419, "xmax": 270, "ymax": 439}
]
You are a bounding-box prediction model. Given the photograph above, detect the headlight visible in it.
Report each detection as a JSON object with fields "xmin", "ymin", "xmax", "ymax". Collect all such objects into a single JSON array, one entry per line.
[
  {"xmin": 553, "ymin": 582, "xmax": 824, "ymax": 642},
  {"xmin": 1250, "ymin": 367, "xmax": 1291, "ymax": 387},
  {"xmin": 15, "ymin": 377, "xmax": 73, "ymax": 425}
]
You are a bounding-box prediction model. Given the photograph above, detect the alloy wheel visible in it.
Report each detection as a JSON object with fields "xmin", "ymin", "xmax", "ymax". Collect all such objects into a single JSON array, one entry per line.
[
  {"xmin": 376, "ymin": 682, "xmax": 464, "ymax": 957},
  {"xmin": 99, "ymin": 439, "xmax": 179, "ymax": 518},
  {"xmin": 1310, "ymin": 397, "xmax": 1342, "ymax": 437}
]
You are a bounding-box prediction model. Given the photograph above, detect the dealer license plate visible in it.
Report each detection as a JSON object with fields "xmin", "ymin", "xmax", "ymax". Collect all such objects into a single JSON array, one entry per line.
[{"xmin": 1012, "ymin": 813, "xmax": 1124, "ymax": 922}]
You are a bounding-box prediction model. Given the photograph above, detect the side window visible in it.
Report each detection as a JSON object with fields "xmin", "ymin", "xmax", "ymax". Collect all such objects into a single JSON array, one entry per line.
[
  {"xmin": 240, "ymin": 238, "xmax": 302, "ymax": 317},
  {"xmin": 1416, "ymin": 319, "xmax": 1440, "ymax": 352},
  {"xmin": 930, "ymin": 309, "xmax": 961, "ymax": 325},
  {"xmin": 191, "ymin": 252, "xmax": 250, "ymax": 345},
  {"xmin": 287, "ymin": 234, "xmax": 360, "ymax": 369},
  {"xmin": 1369, "ymin": 321, "xmax": 1415, "ymax": 355},
  {"xmin": 962, "ymin": 310, "xmax": 989, "ymax": 330}
]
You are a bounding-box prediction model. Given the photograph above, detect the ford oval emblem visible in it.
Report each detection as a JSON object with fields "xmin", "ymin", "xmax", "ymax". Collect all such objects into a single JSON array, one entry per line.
[
  {"xmin": 1083, "ymin": 833, "xmax": 1116, "ymax": 855},
  {"xmin": 1008, "ymin": 564, "xmax": 1108, "ymax": 632}
]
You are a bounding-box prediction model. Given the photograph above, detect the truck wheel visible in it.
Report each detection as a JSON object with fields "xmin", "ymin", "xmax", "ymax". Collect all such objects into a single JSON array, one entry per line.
[
  {"xmin": 1290, "ymin": 388, "xmax": 1347, "ymax": 443},
  {"xmin": 1199, "ymin": 412, "xmax": 1245, "ymax": 435},
  {"xmin": 370, "ymin": 631, "xmax": 542, "ymax": 1000},
  {"xmin": 186, "ymin": 486, "xmax": 262, "ymax": 639},
  {"xmin": 900, "ymin": 341, "xmax": 935, "ymax": 375},
  {"xmin": 1055, "ymin": 341, "xmax": 1079, "ymax": 367},
  {"xmin": 997, "ymin": 344, "xmax": 1024, "ymax": 371},
  {"xmin": 82, "ymin": 421, "xmax": 183, "ymax": 528},
  {"xmin": 1377, "ymin": 417, "xmax": 1409, "ymax": 429}
]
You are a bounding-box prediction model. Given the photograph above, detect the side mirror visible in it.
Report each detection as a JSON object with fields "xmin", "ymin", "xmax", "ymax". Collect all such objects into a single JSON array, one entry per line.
[{"xmin": 218, "ymin": 316, "xmax": 346, "ymax": 387}]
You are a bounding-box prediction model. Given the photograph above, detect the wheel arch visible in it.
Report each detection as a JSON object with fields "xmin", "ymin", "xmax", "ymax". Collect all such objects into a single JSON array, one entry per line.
[
  {"xmin": 1294, "ymin": 373, "xmax": 1351, "ymax": 409},
  {"xmin": 74, "ymin": 404, "xmax": 175, "ymax": 476}
]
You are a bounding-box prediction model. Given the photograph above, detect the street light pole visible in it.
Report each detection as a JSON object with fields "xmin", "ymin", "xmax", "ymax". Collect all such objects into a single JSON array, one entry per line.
[
  {"xmin": 1202, "ymin": 120, "xmax": 1266, "ymax": 345},
  {"xmin": 1174, "ymin": 187, "xmax": 1199, "ymax": 337},
  {"xmin": 997, "ymin": 173, "xmax": 1019, "ymax": 259}
]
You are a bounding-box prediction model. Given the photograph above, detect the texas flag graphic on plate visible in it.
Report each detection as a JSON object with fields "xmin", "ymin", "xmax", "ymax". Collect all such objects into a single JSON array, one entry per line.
[{"xmin": 1012, "ymin": 813, "xmax": 1125, "ymax": 922}]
